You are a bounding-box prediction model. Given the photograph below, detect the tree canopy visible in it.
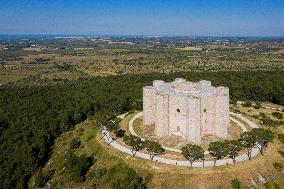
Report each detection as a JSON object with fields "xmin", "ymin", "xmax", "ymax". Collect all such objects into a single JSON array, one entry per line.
[
  {"xmin": 143, "ymin": 140, "xmax": 165, "ymax": 160},
  {"xmin": 181, "ymin": 144, "xmax": 204, "ymax": 167}
]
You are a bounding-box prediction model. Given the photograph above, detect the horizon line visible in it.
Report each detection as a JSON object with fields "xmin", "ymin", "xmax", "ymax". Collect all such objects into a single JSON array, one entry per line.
[{"xmin": 1, "ymin": 33, "xmax": 284, "ymax": 38}]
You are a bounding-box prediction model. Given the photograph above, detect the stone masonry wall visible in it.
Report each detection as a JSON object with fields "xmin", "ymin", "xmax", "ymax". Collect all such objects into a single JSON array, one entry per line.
[{"xmin": 143, "ymin": 79, "xmax": 229, "ymax": 144}]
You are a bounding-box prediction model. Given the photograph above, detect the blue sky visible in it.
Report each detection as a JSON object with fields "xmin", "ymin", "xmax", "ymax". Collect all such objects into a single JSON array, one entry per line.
[{"xmin": 0, "ymin": 0, "xmax": 283, "ymax": 36}]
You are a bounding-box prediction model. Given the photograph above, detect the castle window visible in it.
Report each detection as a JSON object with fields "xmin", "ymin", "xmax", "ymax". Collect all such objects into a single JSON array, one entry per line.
[
  {"xmin": 177, "ymin": 109, "xmax": 180, "ymax": 113},
  {"xmin": 204, "ymin": 108, "xmax": 207, "ymax": 112},
  {"xmin": 177, "ymin": 126, "xmax": 180, "ymax": 132}
]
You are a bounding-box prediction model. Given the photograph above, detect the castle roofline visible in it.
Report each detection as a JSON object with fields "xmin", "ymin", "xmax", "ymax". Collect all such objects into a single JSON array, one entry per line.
[{"xmin": 144, "ymin": 78, "xmax": 229, "ymax": 97}]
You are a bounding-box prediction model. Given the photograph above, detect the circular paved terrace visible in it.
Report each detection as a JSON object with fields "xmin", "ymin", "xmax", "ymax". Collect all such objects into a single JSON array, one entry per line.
[{"xmin": 101, "ymin": 112, "xmax": 260, "ymax": 167}]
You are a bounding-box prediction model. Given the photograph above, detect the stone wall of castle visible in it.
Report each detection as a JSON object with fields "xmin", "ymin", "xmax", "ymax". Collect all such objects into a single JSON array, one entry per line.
[
  {"xmin": 143, "ymin": 86, "xmax": 156, "ymax": 125},
  {"xmin": 143, "ymin": 78, "xmax": 229, "ymax": 144}
]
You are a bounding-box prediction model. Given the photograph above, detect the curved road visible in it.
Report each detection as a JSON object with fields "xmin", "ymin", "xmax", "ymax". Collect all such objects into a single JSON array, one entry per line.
[
  {"xmin": 128, "ymin": 112, "xmax": 249, "ymax": 154},
  {"xmin": 102, "ymin": 112, "xmax": 260, "ymax": 167}
]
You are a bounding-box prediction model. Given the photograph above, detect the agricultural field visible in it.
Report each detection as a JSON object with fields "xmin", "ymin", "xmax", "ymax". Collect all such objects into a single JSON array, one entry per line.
[{"xmin": 1, "ymin": 37, "xmax": 284, "ymax": 84}]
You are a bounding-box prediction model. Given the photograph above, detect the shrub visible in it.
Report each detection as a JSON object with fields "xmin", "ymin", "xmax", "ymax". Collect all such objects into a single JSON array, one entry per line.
[
  {"xmin": 272, "ymin": 112, "xmax": 283, "ymax": 119},
  {"xmin": 230, "ymin": 99, "xmax": 237, "ymax": 105},
  {"xmin": 273, "ymin": 163, "xmax": 283, "ymax": 171},
  {"xmin": 34, "ymin": 169, "xmax": 45, "ymax": 187},
  {"xmin": 127, "ymin": 109, "xmax": 135, "ymax": 115},
  {"xmin": 34, "ymin": 168, "xmax": 54, "ymax": 187},
  {"xmin": 104, "ymin": 162, "xmax": 147, "ymax": 189},
  {"xmin": 64, "ymin": 151, "xmax": 93, "ymax": 182},
  {"xmin": 264, "ymin": 182, "xmax": 280, "ymax": 189},
  {"xmin": 70, "ymin": 138, "xmax": 81, "ymax": 149},
  {"xmin": 243, "ymin": 101, "xmax": 252, "ymax": 107},
  {"xmin": 114, "ymin": 129, "xmax": 126, "ymax": 138},
  {"xmin": 105, "ymin": 118, "xmax": 121, "ymax": 131},
  {"xmin": 252, "ymin": 115, "xmax": 259, "ymax": 119},
  {"xmin": 254, "ymin": 102, "xmax": 261, "ymax": 109},
  {"xmin": 231, "ymin": 179, "xmax": 242, "ymax": 189},
  {"xmin": 259, "ymin": 112, "xmax": 266, "ymax": 117},
  {"xmin": 278, "ymin": 150, "xmax": 284, "ymax": 157},
  {"xmin": 94, "ymin": 168, "xmax": 107, "ymax": 178},
  {"xmin": 261, "ymin": 114, "xmax": 279, "ymax": 129},
  {"xmin": 78, "ymin": 128, "xmax": 84, "ymax": 132},
  {"xmin": 278, "ymin": 134, "xmax": 284, "ymax": 144}
]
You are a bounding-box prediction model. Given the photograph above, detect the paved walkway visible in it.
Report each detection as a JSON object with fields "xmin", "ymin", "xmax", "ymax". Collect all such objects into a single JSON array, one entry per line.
[
  {"xmin": 102, "ymin": 112, "xmax": 260, "ymax": 167},
  {"xmin": 128, "ymin": 112, "xmax": 249, "ymax": 154}
]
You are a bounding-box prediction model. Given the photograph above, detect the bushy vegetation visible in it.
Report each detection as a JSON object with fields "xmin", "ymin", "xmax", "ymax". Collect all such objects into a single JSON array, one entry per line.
[
  {"xmin": 179, "ymin": 128, "xmax": 273, "ymax": 167},
  {"xmin": 264, "ymin": 182, "xmax": 280, "ymax": 189},
  {"xmin": 64, "ymin": 151, "xmax": 93, "ymax": 183},
  {"xmin": 278, "ymin": 134, "xmax": 284, "ymax": 144},
  {"xmin": 271, "ymin": 112, "xmax": 283, "ymax": 119},
  {"xmin": 103, "ymin": 162, "xmax": 147, "ymax": 189},
  {"xmin": 254, "ymin": 101, "xmax": 262, "ymax": 109},
  {"xmin": 259, "ymin": 113, "xmax": 283, "ymax": 129},
  {"xmin": 34, "ymin": 168, "xmax": 54, "ymax": 188},
  {"xmin": 69, "ymin": 138, "xmax": 81, "ymax": 149},
  {"xmin": 142, "ymin": 140, "xmax": 165, "ymax": 160},
  {"xmin": 272, "ymin": 162, "xmax": 283, "ymax": 171},
  {"xmin": 243, "ymin": 100, "xmax": 252, "ymax": 107},
  {"xmin": 0, "ymin": 70, "xmax": 284, "ymax": 188},
  {"xmin": 231, "ymin": 178, "xmax": 242, "ymax": 189},
  {"xmin": 181, "ymin": 144, "xmax": 204, "ymax": 167}
]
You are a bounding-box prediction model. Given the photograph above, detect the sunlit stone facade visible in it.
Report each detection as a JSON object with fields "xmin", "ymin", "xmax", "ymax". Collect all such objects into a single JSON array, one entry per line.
[{"xmin": 143, "ymin": 78, "xmax": 229, "ymax": 144}]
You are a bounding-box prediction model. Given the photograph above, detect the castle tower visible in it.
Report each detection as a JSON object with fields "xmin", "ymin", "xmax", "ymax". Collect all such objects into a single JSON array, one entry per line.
[{"xmin": 143, "ymin": 78, "xmax": 229, "ymax": 144}]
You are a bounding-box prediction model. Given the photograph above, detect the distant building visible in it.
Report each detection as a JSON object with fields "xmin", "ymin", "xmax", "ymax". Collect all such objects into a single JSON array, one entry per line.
[{"xmin": 143, "ymin": 78, "xmax": 229, "ymax": 143}]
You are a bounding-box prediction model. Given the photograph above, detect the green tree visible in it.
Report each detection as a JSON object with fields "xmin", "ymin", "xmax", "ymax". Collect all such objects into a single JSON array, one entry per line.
[
  {"xmin": 260, "ymin": 114, "xmax": 278, "ymax": 129},
  {"xmin": 114, "ymin": 129, "xmax": 126, "ymax": 138},
  {"xmin": 240, "ymin": 131, "xmax": 257, "ymax": 160},
  {"xmin": 181, "ymin": 144, "xmax": 204, "ymax": 168},
  {"xmin": 253, "ymin": 128, "xmax": 274, "ymax": 155},
  {"xmin": 143, "ymin": 140, "xmax": 165, "ymax": 160},
  {"xmin": 226, "ymin": 140, "xmax": 242, "ymax": 164},
  {"xmin": 123, "ymin": 135, "xmax": 143, "ymax": 156},
  {"xmin": 208, "ymin": 141, "xmax": 228, "ymax": 167},
  {"xmin": 105, "ymin": 118, "xmax": 121, "ymax": 131}
]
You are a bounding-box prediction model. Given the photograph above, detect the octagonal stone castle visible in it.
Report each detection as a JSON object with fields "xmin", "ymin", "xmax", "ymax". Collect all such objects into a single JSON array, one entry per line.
[{"xmin": 143, "ymin": 78, "xmax": 229, "ymax": 144}]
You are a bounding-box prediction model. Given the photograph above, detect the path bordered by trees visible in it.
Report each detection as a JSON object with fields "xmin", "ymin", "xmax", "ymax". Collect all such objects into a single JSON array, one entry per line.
[
  {"xmin": 128, "ymin": 112, "xmax": 249, "ymax": 154},
  {"xmin": 102, "ymin": 112, "xmax": 262, "ymax": 167}
]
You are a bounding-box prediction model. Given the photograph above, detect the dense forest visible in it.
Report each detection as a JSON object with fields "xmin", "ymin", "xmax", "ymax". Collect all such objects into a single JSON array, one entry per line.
[{"xmin": 0, "ymin": 70, "xmax": 284, "ymax": 188}]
